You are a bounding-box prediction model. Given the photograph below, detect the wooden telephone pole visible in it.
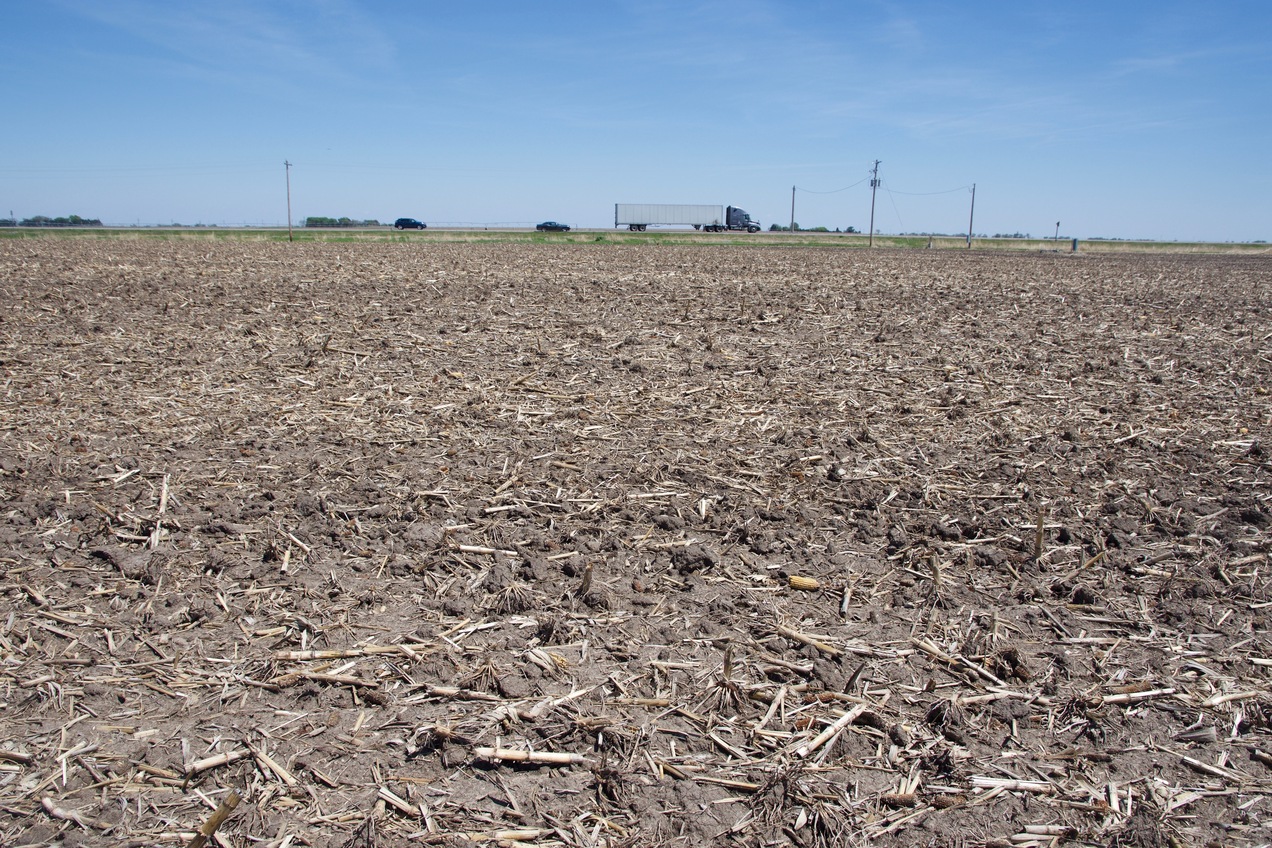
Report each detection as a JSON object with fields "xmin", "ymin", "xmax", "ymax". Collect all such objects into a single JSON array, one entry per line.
[
  {"xmin": 966, "ymin": 183, "xmax": 976, "ymax": 248},
  {"xmin": 868, "ymin": 160, "xmax": 880, "ymax": 247},
  {"xmin": 284, "ymin": 161, "xmax": 293, "ymax": 242}
]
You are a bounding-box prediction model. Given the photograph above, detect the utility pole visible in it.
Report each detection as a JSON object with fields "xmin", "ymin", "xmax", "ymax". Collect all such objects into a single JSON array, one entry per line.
[
  {"xmin": 966, "ymin": 183, "xmax": 976, "ymax": 248},
  {"xmin": 284, "ymin": 160, "xmax": 293, "ymax": 242},
  {"xmin": 790, "ymin": 185, "xmax": 795, "ymax": 233},
  {"xmin": 1054, "ymin": 221, "xmax": 1060, "ymax": 244},
  {"xmin": 868, "ymin": 160, "xmax": 880, "ymax": 247}
]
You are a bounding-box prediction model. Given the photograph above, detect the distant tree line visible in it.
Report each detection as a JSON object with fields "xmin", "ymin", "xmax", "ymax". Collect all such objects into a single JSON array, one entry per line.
[
  {"xmin": 0, "ymin": 215, "xmax": 103, "ymax": 227},
  {"xmin": 769, "ymin": 223, "xmax": 859, "ymax": 233},
  {"xmin": 304, "ymin": 216, "xmax": 382, "ymax": 228},
  {"xmin": 901, "ymin": 231, "xmax": 1041, "ymax": 239},
  {"xmin": 898, "ymin": 231, "xmax": 971, "ymax": 238}
]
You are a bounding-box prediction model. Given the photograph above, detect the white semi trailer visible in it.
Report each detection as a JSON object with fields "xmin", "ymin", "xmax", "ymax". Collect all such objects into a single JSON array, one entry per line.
[{"xmin": 615, "ymin": 203, "xmax": 761, "ymax": 233}]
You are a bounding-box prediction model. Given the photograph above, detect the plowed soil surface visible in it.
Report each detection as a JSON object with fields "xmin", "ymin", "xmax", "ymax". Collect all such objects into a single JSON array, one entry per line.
[{"xmin": 2, "ymin": 237, "xmax": 1271, "ymax": 848}]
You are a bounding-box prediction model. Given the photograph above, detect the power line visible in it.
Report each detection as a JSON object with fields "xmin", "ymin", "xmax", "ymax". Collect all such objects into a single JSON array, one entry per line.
[
  {"xmin": 880, "ymin": 184, "xmax": 972, "ymax": 196},
  {"xmin": 0, "ymin": 163, "xmax": 271, "ymax": 174},
  {"xmin": 793, "ymin": 177, "xmax": 869, "ymax": 194},
  {"xmin": 873, "ymin": 179, "xmax": 979, "ymax": 239},
  {"xmin": 885, "ymin": 182, "xmax": 905, "ymax": 232}
]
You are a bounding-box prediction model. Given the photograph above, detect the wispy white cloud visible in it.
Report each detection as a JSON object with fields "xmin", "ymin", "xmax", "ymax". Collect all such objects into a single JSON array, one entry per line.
[
  {"xmin": 54, "ymin": 0, "xmax": 398, "ymax": 87},
  {"xmin": 1109, "ymin": 48, "xmax": 1219, "ymax": 78}
]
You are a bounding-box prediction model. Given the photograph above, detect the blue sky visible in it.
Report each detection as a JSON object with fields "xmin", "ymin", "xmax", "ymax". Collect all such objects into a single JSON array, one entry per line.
[{"xmin": 3, "ymin": 1, "xmax": 1269, "ymax": 241}]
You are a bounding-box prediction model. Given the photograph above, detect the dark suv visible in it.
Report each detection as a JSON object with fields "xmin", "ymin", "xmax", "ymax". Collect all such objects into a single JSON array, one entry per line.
[{"xmin": 394, "ymin": 218, "xmax": 427, "ymax": 230}]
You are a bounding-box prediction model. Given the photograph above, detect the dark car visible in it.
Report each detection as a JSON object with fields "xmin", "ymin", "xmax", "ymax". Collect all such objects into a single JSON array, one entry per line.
[
  {"xmin": 535, "ymin": 221, "xmax": 570, "ymax": 232},
  {"xmin": 394, "ymin": 218, "xmax": 427, "ymax": 230}
]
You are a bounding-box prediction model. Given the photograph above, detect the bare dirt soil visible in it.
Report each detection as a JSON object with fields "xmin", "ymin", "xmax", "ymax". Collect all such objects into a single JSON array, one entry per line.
[{"xmin": 1, "ymin": 237, "xmax": 1270, "ymax": 848}]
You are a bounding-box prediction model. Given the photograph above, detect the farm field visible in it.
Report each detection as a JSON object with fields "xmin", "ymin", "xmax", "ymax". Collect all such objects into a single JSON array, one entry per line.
[
  {"xmin": 1, "ymin": 237, "xmax": 1270, "ymax": 847},
  {"xmin": 4, "ymin": 226, "xmax": 1271, "ymax": 254}
]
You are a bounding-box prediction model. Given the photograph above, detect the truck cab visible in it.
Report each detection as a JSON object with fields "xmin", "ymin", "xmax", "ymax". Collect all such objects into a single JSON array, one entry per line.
[{"xmin": 726, "ymin": 206, "xmax": 761, "ymax": 233}]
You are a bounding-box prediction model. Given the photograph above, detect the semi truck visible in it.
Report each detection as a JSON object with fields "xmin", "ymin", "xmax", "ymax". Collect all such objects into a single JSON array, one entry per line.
[{"xmin": 615, "ymin": 204, "xmax": 761, "ymax": 233}]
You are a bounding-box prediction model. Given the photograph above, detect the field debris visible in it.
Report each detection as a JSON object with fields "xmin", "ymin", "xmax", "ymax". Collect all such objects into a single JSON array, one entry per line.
[{"xmin": 1, "ymin": 237, "xmax": 1270, "ymax": 846}]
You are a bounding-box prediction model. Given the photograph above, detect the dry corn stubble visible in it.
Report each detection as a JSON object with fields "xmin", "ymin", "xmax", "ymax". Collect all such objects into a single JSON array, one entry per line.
[{"xmin": 0, "ymin": 237, "xmax": 1270, "ymax": 848}]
